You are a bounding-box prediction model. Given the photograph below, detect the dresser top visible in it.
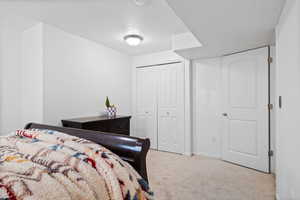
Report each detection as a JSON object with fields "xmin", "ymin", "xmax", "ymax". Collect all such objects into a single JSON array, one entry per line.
[{"xmin": 62, "ymin": 115, "xmax": 131, "ymax": 124}]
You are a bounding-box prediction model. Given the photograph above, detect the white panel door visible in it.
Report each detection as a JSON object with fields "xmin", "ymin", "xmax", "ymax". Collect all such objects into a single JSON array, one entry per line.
[
  {"xmin": 222, "ymin": 47, "xmax": 269, "ymax": 172},
  {"xmin": 157, "ymin": 62, "xmax": 185, "ymax": 154},
  {"xmin": 136, "ymin": 67, "xmax": 158, "ymax": 149}
]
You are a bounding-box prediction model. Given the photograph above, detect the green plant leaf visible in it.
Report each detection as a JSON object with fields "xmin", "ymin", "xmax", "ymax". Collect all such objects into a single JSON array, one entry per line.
[{"xmin": 105, "ymin": 96, "xmax": 110, "ymax": 108}]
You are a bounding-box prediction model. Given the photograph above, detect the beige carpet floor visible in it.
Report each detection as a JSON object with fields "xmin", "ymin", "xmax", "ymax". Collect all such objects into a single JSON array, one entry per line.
[{"xmin": 147, "ymin": 150, "xmax": 275, "ymax": 200}]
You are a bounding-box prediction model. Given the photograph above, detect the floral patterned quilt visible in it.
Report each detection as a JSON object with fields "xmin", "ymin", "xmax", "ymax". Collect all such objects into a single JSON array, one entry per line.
[{"xmin": 0, "ymin": 129, "xmax": 154, "ymax": 200}]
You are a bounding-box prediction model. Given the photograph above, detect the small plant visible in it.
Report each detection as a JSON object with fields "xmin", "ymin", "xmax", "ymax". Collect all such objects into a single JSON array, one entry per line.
[
  {"xmin": 105, "ymin": 96, "xmax": 111, "ymax": 108},
  {"xmin": 105, "ymin": 97, "xmax": 117, "ymax": 117}
]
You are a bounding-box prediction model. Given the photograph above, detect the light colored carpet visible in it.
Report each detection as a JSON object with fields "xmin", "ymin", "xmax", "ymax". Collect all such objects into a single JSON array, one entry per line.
[{"xmin": 147, "ymin": 150, "xmax": 275, "ymax": 200}]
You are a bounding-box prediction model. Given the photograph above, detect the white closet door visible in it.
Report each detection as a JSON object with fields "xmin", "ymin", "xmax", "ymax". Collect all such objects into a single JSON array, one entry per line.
[
  {"xmin": 136, "ymin": 67, "xmax": 158, "ymax": 149},
  {"xmin": 222, "ymin": 47, "xmax": 269, "ymax": 172},
  {"xmin": 157, "ymin": 62, "xmax": 185, "ymax": 154}
]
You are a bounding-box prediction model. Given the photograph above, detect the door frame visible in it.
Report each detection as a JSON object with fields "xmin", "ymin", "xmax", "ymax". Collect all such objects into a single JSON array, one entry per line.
[
  {"xmin": 267, "ymin": 46, "xmax": 271, "ymax": 173},
  {"xmin": 132, "ymin": 54, "xmax": 192, "ymax": 156},
  {"xmin": 267, "ymin": 45, "xmax": 276, "ymax": 174},
  {"xmin": 221, "ymin": 46, "xmax": 272, "ymax": 173}
]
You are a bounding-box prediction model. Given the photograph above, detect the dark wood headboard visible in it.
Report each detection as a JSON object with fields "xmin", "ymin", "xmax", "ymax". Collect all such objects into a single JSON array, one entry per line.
[{"xmin": 25, "ymin": 123, "xmax": 150, "ymax": 181}]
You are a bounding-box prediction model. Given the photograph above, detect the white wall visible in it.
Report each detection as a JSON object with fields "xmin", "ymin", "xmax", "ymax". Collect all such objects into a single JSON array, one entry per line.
[
  {"xmin": 192, "ymin": 58, "xmax": 222, "ymax": 158},
  {"xmin": 275, "ymin": 0, "xmax": 300, "ymax": 199},
  {"xmin": 0, "ymin": 17, "xmax": 132, "ymax": 132},
  {"xmin": 21, "ymin": 23, "xmax": 44, "ymax": 126},
  {"xmin": 132, "ymin": 50, "xmax": 183, "ymax": 67},
  {"xmin": 43, "ymin": 24, "xmax": 132, "ymax": 125},
  {"xmin": 0, "ymin": 16, "xmax": 39, "ymax": 134},
  {"xmin": 0, "ymin": 22, "xmax": 22, "ymax": 134}
]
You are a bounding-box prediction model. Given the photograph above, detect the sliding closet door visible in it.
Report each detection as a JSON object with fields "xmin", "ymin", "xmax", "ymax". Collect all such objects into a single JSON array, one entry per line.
[
  {"xmin": 136, "ymin": 67, "xmax": 158, "ymax": 149},
  {"xmin": 157, "ymin": 62, "xmax": 185, "ymax": 154}
]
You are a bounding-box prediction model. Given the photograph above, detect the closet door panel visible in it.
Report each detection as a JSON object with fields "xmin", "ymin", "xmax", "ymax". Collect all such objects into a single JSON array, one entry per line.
[
  {"xmin": 136, "ymin": 68, "xmax": 156, "ymax": 114},
  {"xmin": 158, "ymin": 63, "xmax": 184, "ymax": 154},
  {"xmin": 157, "ymin": 109, "xmax": 177, "ymax": 151},
  {"xmin": 136, "ymin": 68, "xmax": 158, "ymax": 149}
]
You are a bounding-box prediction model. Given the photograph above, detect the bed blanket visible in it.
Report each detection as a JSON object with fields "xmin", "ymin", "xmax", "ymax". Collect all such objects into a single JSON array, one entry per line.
[{"xmin": 0, "ymin": 129, "xmax": 153, "ymax": 200}]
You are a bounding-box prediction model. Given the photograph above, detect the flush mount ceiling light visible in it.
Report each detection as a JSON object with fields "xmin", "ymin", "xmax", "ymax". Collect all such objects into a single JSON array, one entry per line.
[{"xmin": 124, "ymin": 34, "xmax": 143, "ymax": 46}]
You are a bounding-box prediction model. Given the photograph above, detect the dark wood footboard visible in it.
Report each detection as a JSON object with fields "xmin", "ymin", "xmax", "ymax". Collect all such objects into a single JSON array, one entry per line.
[{"xmin": 25, "ymin": 123, "xmax": 150, "ymax": 181}]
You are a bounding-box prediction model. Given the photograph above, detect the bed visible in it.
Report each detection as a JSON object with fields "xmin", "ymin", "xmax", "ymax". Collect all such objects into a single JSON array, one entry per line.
[{"xmin": 0, "ymin": 123, "xmax": 153, "ymax": 200}]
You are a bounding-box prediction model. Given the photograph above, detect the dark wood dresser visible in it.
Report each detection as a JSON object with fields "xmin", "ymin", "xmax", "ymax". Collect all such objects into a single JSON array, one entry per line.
[{"xmin": 61, "ymin": 115, "xmax": 131, "ymax": 136}]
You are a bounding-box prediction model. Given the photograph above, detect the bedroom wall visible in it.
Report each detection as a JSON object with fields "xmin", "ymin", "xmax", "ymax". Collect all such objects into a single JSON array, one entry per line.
[
  {"xmin": 0, "ymin": 17, "xmax": 132, "ymax": 132},
  {"xmin": 21, "ymin": 23, "xmax": 44, "ymax": 126},
  {"xmin": 275, "ymin": 0, "xmax": 300, "ymax": 199},
  {"xmin": 0, "ymin": 16, "xmax": 39, "ymax": 134},
  {"xmin": 42, "ymin": 24, "xmax": 132, "ymax": 125},
  {"xmin": 0, "ymin": 20, "xmax": 22, "ymax": 134},
  {"xmin": 192, "ymin": 58, "xmax": 222, "ymax": 158}
]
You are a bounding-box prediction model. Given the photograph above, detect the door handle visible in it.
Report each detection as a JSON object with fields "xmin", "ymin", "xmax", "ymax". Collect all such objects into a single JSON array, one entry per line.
[{"xmin": 222, "ymin": 113, "xmax": 228, "ymax": 117}]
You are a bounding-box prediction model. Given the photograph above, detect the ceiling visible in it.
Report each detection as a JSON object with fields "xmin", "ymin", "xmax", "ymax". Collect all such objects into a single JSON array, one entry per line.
[
  {"xmin": 0, "ymin": 0, "xmax": 287, "ymax": 58},
  {"xmin": 0, "ymin": 0, "xmax": 188, "ymax": 56},
  {"xmin": 166, "ymin": 0, "xmax": 286, "ymax": 59}
]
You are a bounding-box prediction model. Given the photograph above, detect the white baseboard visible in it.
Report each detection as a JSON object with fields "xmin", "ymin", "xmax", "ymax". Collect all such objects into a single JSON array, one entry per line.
[{"xmin": 193, "ymin": 151, "xmax": 221, "ymax": 159}]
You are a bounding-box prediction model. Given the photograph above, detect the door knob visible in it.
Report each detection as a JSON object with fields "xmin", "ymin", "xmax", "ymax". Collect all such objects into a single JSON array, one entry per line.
[{"xmin": 222, "ymin": 113, "xmax": 228, "ymax": 117}]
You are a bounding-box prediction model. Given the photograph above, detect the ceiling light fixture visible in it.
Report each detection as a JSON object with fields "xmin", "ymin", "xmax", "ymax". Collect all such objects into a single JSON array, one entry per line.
[{"xmin": 124, "ymin": 34, "xmax": 143, "ymax": 46}]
